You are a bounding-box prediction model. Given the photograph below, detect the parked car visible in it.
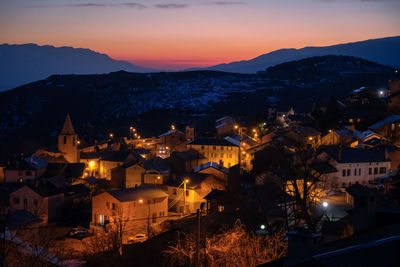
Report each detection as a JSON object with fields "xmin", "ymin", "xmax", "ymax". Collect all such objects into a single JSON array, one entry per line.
[
  {"xmin": 68, "ymin": 227, "xmax": 89, "ymax": 240},
  {"xmin": 127, "ymin": 233, "xmax": 147, "ymax": 244}
]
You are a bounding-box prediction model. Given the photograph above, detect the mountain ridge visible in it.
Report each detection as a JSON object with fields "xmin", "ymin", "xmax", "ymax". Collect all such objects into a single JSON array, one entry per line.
[
  {"xmin": 0, "ymin": 43, "xmax": 160, "ymax": 91},
  {"xmin": 190, "ymin": 35, "xmax": 400, "ymax": 73}
]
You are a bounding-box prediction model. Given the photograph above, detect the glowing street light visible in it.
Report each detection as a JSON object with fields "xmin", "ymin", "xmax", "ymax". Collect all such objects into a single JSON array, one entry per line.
[
  {"xmin": 322, "ymin": 201, "xmax": 328, "ymax": 208},
  {"xmin": 89, "ymin": 160, "xmax": 95, "ymax": 170},
  {"xmin": 139, "ymin": 199, "xmax": 143, "ymax": 203},
  {"xmin": 109, "ymin": 133, "xmax": 114, "ymax": 138},
  {"xmin": 260, "ymin": 224, "xmax": 266, "ymax": 230},
  {"xmin": 171, "ymin": 125, "xmax": 175, "ymax": 130}
]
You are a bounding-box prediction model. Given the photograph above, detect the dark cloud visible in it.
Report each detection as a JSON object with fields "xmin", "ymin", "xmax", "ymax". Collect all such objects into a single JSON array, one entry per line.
[
  {"xmin": 154, "ymin": 3, "xmax": 188, "ymax": 9},
  {"xmin": 212, "ymin": 1, "xmax": 245, "ymax": 5},
  {"xmin": 66, "ymin": 3, "xmax": 107, "ymax": 7},
  {"xmin": 118, "ymin": 3, "xmax": 147, "ymax": 8},
  {"xmin": 28, "ymin": 2, "xmax": 147, "ymax": 9},
  {"xmin": 27, "ymin": 1, "xmax": 246, "ymax": 9}
]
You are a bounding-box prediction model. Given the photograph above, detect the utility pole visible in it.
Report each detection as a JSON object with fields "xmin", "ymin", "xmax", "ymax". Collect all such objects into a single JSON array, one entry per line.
[
  {"xmin": 183, "ymin": 180, "xmax": 186, "ymax": 214},
  {"xmin": 147, "ymin": 200, "xmax": 150, "ymax": 238},
  {"xmin": 195, "ymin": 209, "xmax": 200, "ymax": 267}
]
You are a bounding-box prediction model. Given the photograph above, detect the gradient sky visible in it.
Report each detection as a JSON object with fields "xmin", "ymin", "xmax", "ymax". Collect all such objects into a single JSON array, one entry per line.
[{"xmin": 1, "ymin": 0, "xmax": 399, "ymax": 70}]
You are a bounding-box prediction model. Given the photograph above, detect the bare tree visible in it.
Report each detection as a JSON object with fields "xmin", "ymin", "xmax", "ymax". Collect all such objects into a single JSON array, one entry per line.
[
  {"xmin": 163, "ymin": 220, "xmax": 287, "ymax": 267},
  {"xmin": 275, "ymin": 145, "xmax": 326, "ymax": 232}
]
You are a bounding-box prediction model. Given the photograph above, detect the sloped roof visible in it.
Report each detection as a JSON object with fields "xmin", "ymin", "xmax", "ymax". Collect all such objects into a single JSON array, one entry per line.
[
  {"xmin": 293, "ymin": 126, "xmax": 321, "ymax": 137},
  {"xmin": 173, "ymin": 149, "xmax": 205, "ymax": 161},
  {"xmin": 143, "ymin": 157, "xmax": 170, "ymax": 172},
  {"xmin": 226, "ymin": 134, "xmax": 258, "ymax": 147},
  {"xmin": 158, "ymin": 129, "xmax": 184, "ymax": 137},
  {"xmin": 19, "ymin": 184, "xmax": 63, "ymax": 198},
  {"xmin": 369, "ymin": 115, "xmax": 400, "ymax": 130},
  {"xmin": 204, "ymin": 189, "xmax": 227, "ymax": 200},
  {"xmin": 60, "ymin": 114, "xmax": 76, "ymax": 135},
  {"xmin": 107, "ymin": 186, "xmax": 168, "ymax": 202},
  {"xmin": 339, "ymin": 147, "xmax": 389, "ymax": 163},
  {"xmin": 189, "ymin": 138, "xmax": 238, "ymax": 147},
  {"xmin": 24, "ymin": 156, "xmax": 48, "ymax": 169},
  {"xmin": 310, "ymin": 162, "xmax": 337, "ymax": 174},
  {"xmin": 194, "ymin": 161, "xmax": 229, "ymax": 174}
]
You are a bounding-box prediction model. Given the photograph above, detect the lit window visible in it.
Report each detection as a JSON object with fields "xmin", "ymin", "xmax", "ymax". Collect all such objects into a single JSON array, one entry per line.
[{"xmin": 217, "ymin": 205, "xmax": 224, "ymax": 212}]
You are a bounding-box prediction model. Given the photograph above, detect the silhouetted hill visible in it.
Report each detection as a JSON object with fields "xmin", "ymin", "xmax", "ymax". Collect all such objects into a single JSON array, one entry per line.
[
  {"xmin": 193, "ymin": 36, "xmax": 400, "ymax": 73},
  {"xmin": 0, "ymin": 43, "xmax": 158, "ymax": 91},
  {"xmin": 0, "ymin": 56, "xmax": 395, "ymax": 159}
]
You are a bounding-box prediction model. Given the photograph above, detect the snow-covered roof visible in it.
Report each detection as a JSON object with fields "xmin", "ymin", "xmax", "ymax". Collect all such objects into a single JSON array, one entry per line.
[
  {"xmin": 193, "ymin": 161, "xmax": 229, "ymax": 174},
  {"xmin": 215, "ymin": 116, "xmax": 231, "ymax": 123},
  {"xmin": 24, "ymin": 156, "xmax": 48, "ymax": 170},
  {"xmin": 224, "ymin": 136, "xmax": 241, "ymax": 146},
  {"xmin": 369, "ymin": 115, "xmax": 400, "ymax": 130},
  {"xmin": 216, "ymin": 121, "xmax": 228, "ymax": 129}
]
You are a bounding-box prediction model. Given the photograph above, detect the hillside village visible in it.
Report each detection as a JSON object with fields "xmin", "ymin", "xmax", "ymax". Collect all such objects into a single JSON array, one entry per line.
[{"xmin": 2, "ymin": 69, "xmax": 400, "ymax": 266}]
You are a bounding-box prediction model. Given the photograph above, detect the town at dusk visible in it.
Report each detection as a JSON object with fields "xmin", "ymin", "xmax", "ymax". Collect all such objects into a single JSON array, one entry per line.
[{"xmin": 1, "ymin": 0, "xmax": 400, "ymax": 266}]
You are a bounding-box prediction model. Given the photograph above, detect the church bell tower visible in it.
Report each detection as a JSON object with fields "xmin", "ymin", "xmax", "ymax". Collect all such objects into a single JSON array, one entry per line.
[{"xmin": 58, "ymin": 114, "xmax": 79, "ymax": 163}]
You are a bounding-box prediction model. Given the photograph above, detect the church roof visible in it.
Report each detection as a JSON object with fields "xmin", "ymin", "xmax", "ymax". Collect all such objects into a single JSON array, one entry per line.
[{"xmin": 60, "ymin": 114, "xmax": 76, "ymax": 135}]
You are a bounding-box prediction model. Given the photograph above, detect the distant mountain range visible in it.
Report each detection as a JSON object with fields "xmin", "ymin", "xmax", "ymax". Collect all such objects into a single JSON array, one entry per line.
[
  {"xmin": 1, "ymin": 36, "xmax": 399, "ymax": 91},
  {"xmin": 191, "ymin": 36, "xmax": 400, "ymax": 73},
  {"xmin": 0, "ymin": 43, "xmax": 157, "ymax": 91}
]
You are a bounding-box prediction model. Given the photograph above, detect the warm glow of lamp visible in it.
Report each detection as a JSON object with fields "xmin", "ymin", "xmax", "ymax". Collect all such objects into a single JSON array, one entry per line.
[
  {"xmin": 185, "ymin": 179, "xmax": 189, "ymax": 183},
  {"xmin": 234, "ymin": 125, "xmax": 238, "ymax": 129},
  {"xmin": 139, "ymin": 199, "xmax": 143, "ymax": 203},
  {"xmin": 309, "ymin": 137, "xmax": 313, "ymax": 141},
  {"xmin": 109, "ymin": 133, "xmax": 113, "ymax": 138},
  {"xmin": 89, "ymin": 160, "xmax": 95, "ymax": 170},
  {"xmin": 322, "ymin": 201, "xmax": 328, "ymax": 208},
  {"xmin": 171, "ymin": 125, "xmax": 175, "ymax": 130}
]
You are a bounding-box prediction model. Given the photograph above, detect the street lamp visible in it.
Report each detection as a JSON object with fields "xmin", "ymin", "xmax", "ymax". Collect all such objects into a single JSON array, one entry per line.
[
  {"xmin": 260, "ymin": 224, "xmax": 266, "ymax": 230},
  {"xmin": 183, "ymin": 179, "xmax": 189, "ymax": 214},
  {"xmin": 322, "ymin": 201, "xmax": 330, "ymax": 221},
  {"xmin": 155, "ymin": 176, "xmax": 161, "ymax": 187},
  {"xmin": 109, "ymin": 133, "xmax": 114, "ymax": 139}
]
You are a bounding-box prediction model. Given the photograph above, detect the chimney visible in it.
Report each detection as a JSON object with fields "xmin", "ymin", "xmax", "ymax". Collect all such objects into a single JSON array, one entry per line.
[{"xmin": 285, "ymin": 228, "xmax": 321, "ymax": 266}]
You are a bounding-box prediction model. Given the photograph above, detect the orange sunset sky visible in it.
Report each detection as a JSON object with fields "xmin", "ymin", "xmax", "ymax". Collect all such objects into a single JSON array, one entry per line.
[{"xmin": 1, "ymin": 0, "xmax": 399, "ymax": 70}]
